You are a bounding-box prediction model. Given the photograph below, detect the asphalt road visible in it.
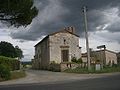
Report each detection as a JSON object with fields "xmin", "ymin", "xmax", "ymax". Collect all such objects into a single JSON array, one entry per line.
[{"xmin": 0, "ymin": 74, "xmax": 120, "ymax": 90}]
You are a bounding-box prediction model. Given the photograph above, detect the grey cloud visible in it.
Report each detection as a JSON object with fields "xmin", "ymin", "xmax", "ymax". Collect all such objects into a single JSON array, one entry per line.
[
  {"xmin": 96, "ymin": 31, "xmax": 120, "ymax": 43},
  {"xmin": 10, "ymin": 0, "xmax": 69, "ymax": 41},
  {"xmin": 10, "ymin": 0, "xmax": 120, "ymax": 43},
  {"xmin": 106, "ymin": 21, "xmax": 120, "ymax": 32}
]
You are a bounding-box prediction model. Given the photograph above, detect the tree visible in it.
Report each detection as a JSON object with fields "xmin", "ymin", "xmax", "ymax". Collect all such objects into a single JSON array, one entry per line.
[
  {"xmin": 0, "ymin": 41, "xmax": 16, "ymax": 58},
  {"xmin": 0, "ymin": 0, "xmax": 38, "ymax": 27},
  {"xmin": 0, "ymin": 41, "xmax": 23, "ymax": 59},
  {"xmin": 15, "ymin": 46, "xmax": 23, "ymax": 59}
]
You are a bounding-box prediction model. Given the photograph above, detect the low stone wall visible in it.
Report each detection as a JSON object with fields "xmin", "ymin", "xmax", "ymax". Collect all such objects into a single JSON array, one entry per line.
[
  {"xmin": 60, "ymin": 62, "xmax": 88, "ymax": 71},
  {"xmin": 60, "ymin": 63, "xmax": 79, "ymax": 71},
  {"xmin": 45, "ymin": 62, "xmax": 88, "ymax": 72}
]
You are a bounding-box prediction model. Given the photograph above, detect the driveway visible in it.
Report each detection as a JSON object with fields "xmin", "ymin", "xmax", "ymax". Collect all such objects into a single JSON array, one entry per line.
[{"xmin": 0, "ymin": 69, "xmax": 120, "ymax": 85}]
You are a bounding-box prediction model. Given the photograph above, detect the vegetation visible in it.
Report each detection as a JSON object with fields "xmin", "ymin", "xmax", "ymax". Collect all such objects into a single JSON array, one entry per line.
[
  {"xmin": 0, "ymin": 56, "xmax": 26, "ymax": 81},
  {"xmin": 0, "ymin": 0, "xmax": 38, "ymax": 27},
  {"xmin": 0, "ymin": 41, "xmax": 24, "ymax": 81},
  {"xmin": 15, "ymin": 46, "xmax": 24, "ymax": 59},
  {"xmin": 71, "ymin": 57, "xmax": 83, "ymax": 64},
  {"xmin": 64, "ymin": 65, "xmax": 120, "ymax": 74},
  {"xmin": 0, "ymin": 56, "xmax": 20, "ymax": 70},
  {"xmin": 21, "ymin": 61, "xmax": 32, "ymax": 68},
  {"xmin": 10, "ymin": 70, "xmax": 26, "ymax": 80},
  {"xmin": 0, "ymin": 64, "xmax": 11, "ymax": 80},
  {"xmin": 0, "ymin": 70, "xmax": 26, "ymax": 82},
  {"xmin": 0, "ymin": 41, "xmax": 23, "ymax": 59}
]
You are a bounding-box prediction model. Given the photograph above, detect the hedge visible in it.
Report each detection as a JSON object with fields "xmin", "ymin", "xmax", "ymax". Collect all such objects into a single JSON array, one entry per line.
[
  {"xmin": 0, "ymin": 64, "xmax": 11, "ymax": 80},
  {"xmin": 0, "ymin": 56, "xmax": 20, "ymax": 71}
]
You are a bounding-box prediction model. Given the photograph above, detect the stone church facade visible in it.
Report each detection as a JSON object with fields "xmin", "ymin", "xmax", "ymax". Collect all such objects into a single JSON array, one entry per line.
[{"xmin": 32, "ymin": 27, "xmax": 81, "ymax": 70}]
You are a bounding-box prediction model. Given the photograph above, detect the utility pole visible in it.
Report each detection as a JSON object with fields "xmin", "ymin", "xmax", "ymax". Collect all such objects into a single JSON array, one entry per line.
[{"xmin": 82, "ymin": 6, "xmax": 91, "ymax": 70}]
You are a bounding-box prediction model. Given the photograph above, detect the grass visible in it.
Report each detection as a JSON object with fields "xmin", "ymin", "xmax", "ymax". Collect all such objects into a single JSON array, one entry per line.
[
  {"xmin": 0, "ymin": 70, "xmax": 26, "ymax": 82},
  {"xmin": 10, "ymin": 70, "xmax": 26, "ymax": 80},
  {"xmin": 64, "ymin": 66, "xmax": 120, "ymax": 74}
]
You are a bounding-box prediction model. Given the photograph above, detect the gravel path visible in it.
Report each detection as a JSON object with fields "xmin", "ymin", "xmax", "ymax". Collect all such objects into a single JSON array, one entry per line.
[{"xmin": 0, "ymin": 69, "xmax": 120, "ymax": 85}]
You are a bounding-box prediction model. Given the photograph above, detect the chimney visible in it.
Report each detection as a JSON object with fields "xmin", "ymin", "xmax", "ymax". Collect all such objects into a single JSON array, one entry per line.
[{"xmin": 67, "ymin": 26, "xmax": 75, "ymax": 33}]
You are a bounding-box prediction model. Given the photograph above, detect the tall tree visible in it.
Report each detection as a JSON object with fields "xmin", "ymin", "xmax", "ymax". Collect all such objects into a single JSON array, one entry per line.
[
  {"xmin": 0, "ymin": 0, "xmax": 38, "ymax": 27},
  {"xmin": 0, "ymin": 41, "xmax": 23, "ymax": 58},
  {"xmin": 0, "ymin": 41, "xmax": 16, "ymax": 58}
]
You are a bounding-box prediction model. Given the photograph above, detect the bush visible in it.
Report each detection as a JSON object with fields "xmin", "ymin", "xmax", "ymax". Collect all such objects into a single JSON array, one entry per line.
[
  {"xmin": 77, "ymin": 58, "xmax": 83, "ymax": 64},
  {"xmin": 0, "ymin": 56, "xmax": 20, "ymax": 70},
  {"xmin": 0, "ymin": 64, "xmax": 11, "ymax": 80},
  {"xmin": 71, "ymin": 57, "xmax": 77, "ymax": 63},
  {"xmin": 71, "ymin": 57, "xmax": 83, "ymax": 64}
]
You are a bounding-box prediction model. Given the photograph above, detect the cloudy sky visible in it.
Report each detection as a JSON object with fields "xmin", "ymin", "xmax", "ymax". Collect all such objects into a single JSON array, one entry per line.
[{"xmin": 0, "ymin": 0, "xmax": 120, "ymax": 61}]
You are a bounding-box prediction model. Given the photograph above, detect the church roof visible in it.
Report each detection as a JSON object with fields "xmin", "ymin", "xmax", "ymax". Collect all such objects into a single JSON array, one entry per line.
[{"xmin": 34, "ymin": 27, "xmax": 79, "ymax": 47}]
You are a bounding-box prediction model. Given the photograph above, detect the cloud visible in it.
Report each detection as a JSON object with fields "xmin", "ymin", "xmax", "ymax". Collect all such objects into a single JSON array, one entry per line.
[
  {"xmin": 10, "ymin": 0, "xmax": 69, "ymax": 41},
  {"xmin": 95, "ymin": 31, "xmax": 120, "ymax": 43},
  {"xmin": 9, "ymin": 0, "xmax": 120, "ymax": 44},
  {"xmin": 1, "ymin": 0, "xmax": 120, "ymax": 61}
]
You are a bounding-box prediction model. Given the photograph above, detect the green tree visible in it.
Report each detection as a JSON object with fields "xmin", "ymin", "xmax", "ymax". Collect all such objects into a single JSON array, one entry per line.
[
  {"xmin": 0, "ymin": 41, "xmax": 16, "ymax": 58},
  {"xmin": 0, "ymin": 41, "xmax": 23, "ymax": 59},
  {"xmin": 0, "ymin": 0, "xmax": 38, "ymax": 27},
  {"xmin": 15, "ymin": 46, "xmax": 23, "ymax": 59}
]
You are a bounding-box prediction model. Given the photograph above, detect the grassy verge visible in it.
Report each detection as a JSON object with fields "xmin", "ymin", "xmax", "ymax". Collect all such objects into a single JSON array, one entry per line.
[
  {"xmin": 0, "ymin": 70, "xmax": 26, "ymax": 82},
  {"xmin": 10, "ymin": 70, "xmax": 26, "ymax": 80},
  {"xmin": 64, "ymin": 66, "xmax": 120, "ymax": 74}
]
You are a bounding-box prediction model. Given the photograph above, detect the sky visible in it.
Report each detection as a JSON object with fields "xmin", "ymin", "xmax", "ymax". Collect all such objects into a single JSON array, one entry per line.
[{"xmin": 0, "ymin": 0, "xmax": 120, "ymax": 61}]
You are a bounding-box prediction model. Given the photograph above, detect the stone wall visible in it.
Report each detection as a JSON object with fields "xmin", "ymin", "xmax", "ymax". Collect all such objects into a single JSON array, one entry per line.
[
  {"xmin": 49, "ymin": 32, "xmax": 81, "ymax": 63},
  {"xmin": 60, "ymin": 63, "xmax": 79, "ymax": 71},
  {"xmin": 48, "ymin": 62, "xmax": 85, "ymax": 72},
  {"xmin": 33, "ymin": 37, "xmax": 50, "ymax": 69},
  {"xmin": 105, "ymin": 50, "xmax": 117, "ymax": 65}
]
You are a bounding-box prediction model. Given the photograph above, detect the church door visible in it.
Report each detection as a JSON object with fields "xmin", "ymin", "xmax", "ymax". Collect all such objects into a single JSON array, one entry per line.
[{"xmin": 61, "ymin": 50, "xmax": 69, "ymax": 62}]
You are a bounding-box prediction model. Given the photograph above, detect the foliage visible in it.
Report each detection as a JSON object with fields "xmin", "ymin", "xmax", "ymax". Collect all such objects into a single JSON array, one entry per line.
[
  {"xmin": 0, "ymin": 64, "xmax": 11, "ymax": 80},
  {"xmin": 71, "ymin": 57, "xmax": 77, "ymax": 63},
  {"xmin": 64, "ymin": 66, "xmax": 120, "ymax": 74},
  {"xmin": 71, "ymin": 57, "xmax": 83, "ymax": 64},
  {"xmin": 0, "ymin": 0, "xmax": 38, "ymax": 27},
  {"xmin": 0, "ymin": 41, "xmax": 16, "ymax": 58},
  {"xmin": 15, "ymin": 46, "xmax": 23, "ymax": 59},
  {"xmin": 0, "ymin": 56, "xmax": 20, "ymax": 70},
  {"xmin": 21, "ymin": 61, "xmax": 32, "ymax": 68},
  {"xmin": 77, "ymin": 58, "xmax": 83, "ymax": 64},
  {"xmin": 0, "ymin": 41, "xmax": 23, "ymax": 59}
]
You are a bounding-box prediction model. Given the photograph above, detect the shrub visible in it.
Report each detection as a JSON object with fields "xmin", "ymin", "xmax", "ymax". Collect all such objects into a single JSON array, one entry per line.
[
  {"xmin": 0, "ymin": 64, "xmax": 11, "ymax": 80},
  {"xmin": 71, "ymin": 57, "xmax": 83, "ymax": 64},
  {"xmin": 0, "ymin": 56, "xmax": 20, "ymax": 70},
  {"xmin": 77, "ymin": 58, "xmax": 83, "ymax": 64},
  {"xmin": 71, "ymin": 57, "xmax": 77, "ymax": 63}
]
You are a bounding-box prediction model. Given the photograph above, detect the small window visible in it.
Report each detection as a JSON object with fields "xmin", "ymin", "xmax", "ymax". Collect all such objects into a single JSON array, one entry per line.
[{"xmin": 64, "ymin": 39, "xmax": 66, "ymax": 44}]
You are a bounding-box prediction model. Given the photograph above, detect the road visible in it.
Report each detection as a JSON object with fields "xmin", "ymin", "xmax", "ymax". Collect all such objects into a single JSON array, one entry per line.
[
  {"xmin": 0, "ymin": 72, "xmax": 120, "ymax": 90},
  {"xmin": 0, "ymin": 69, "xmax": 114, "ymax": 85}
]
